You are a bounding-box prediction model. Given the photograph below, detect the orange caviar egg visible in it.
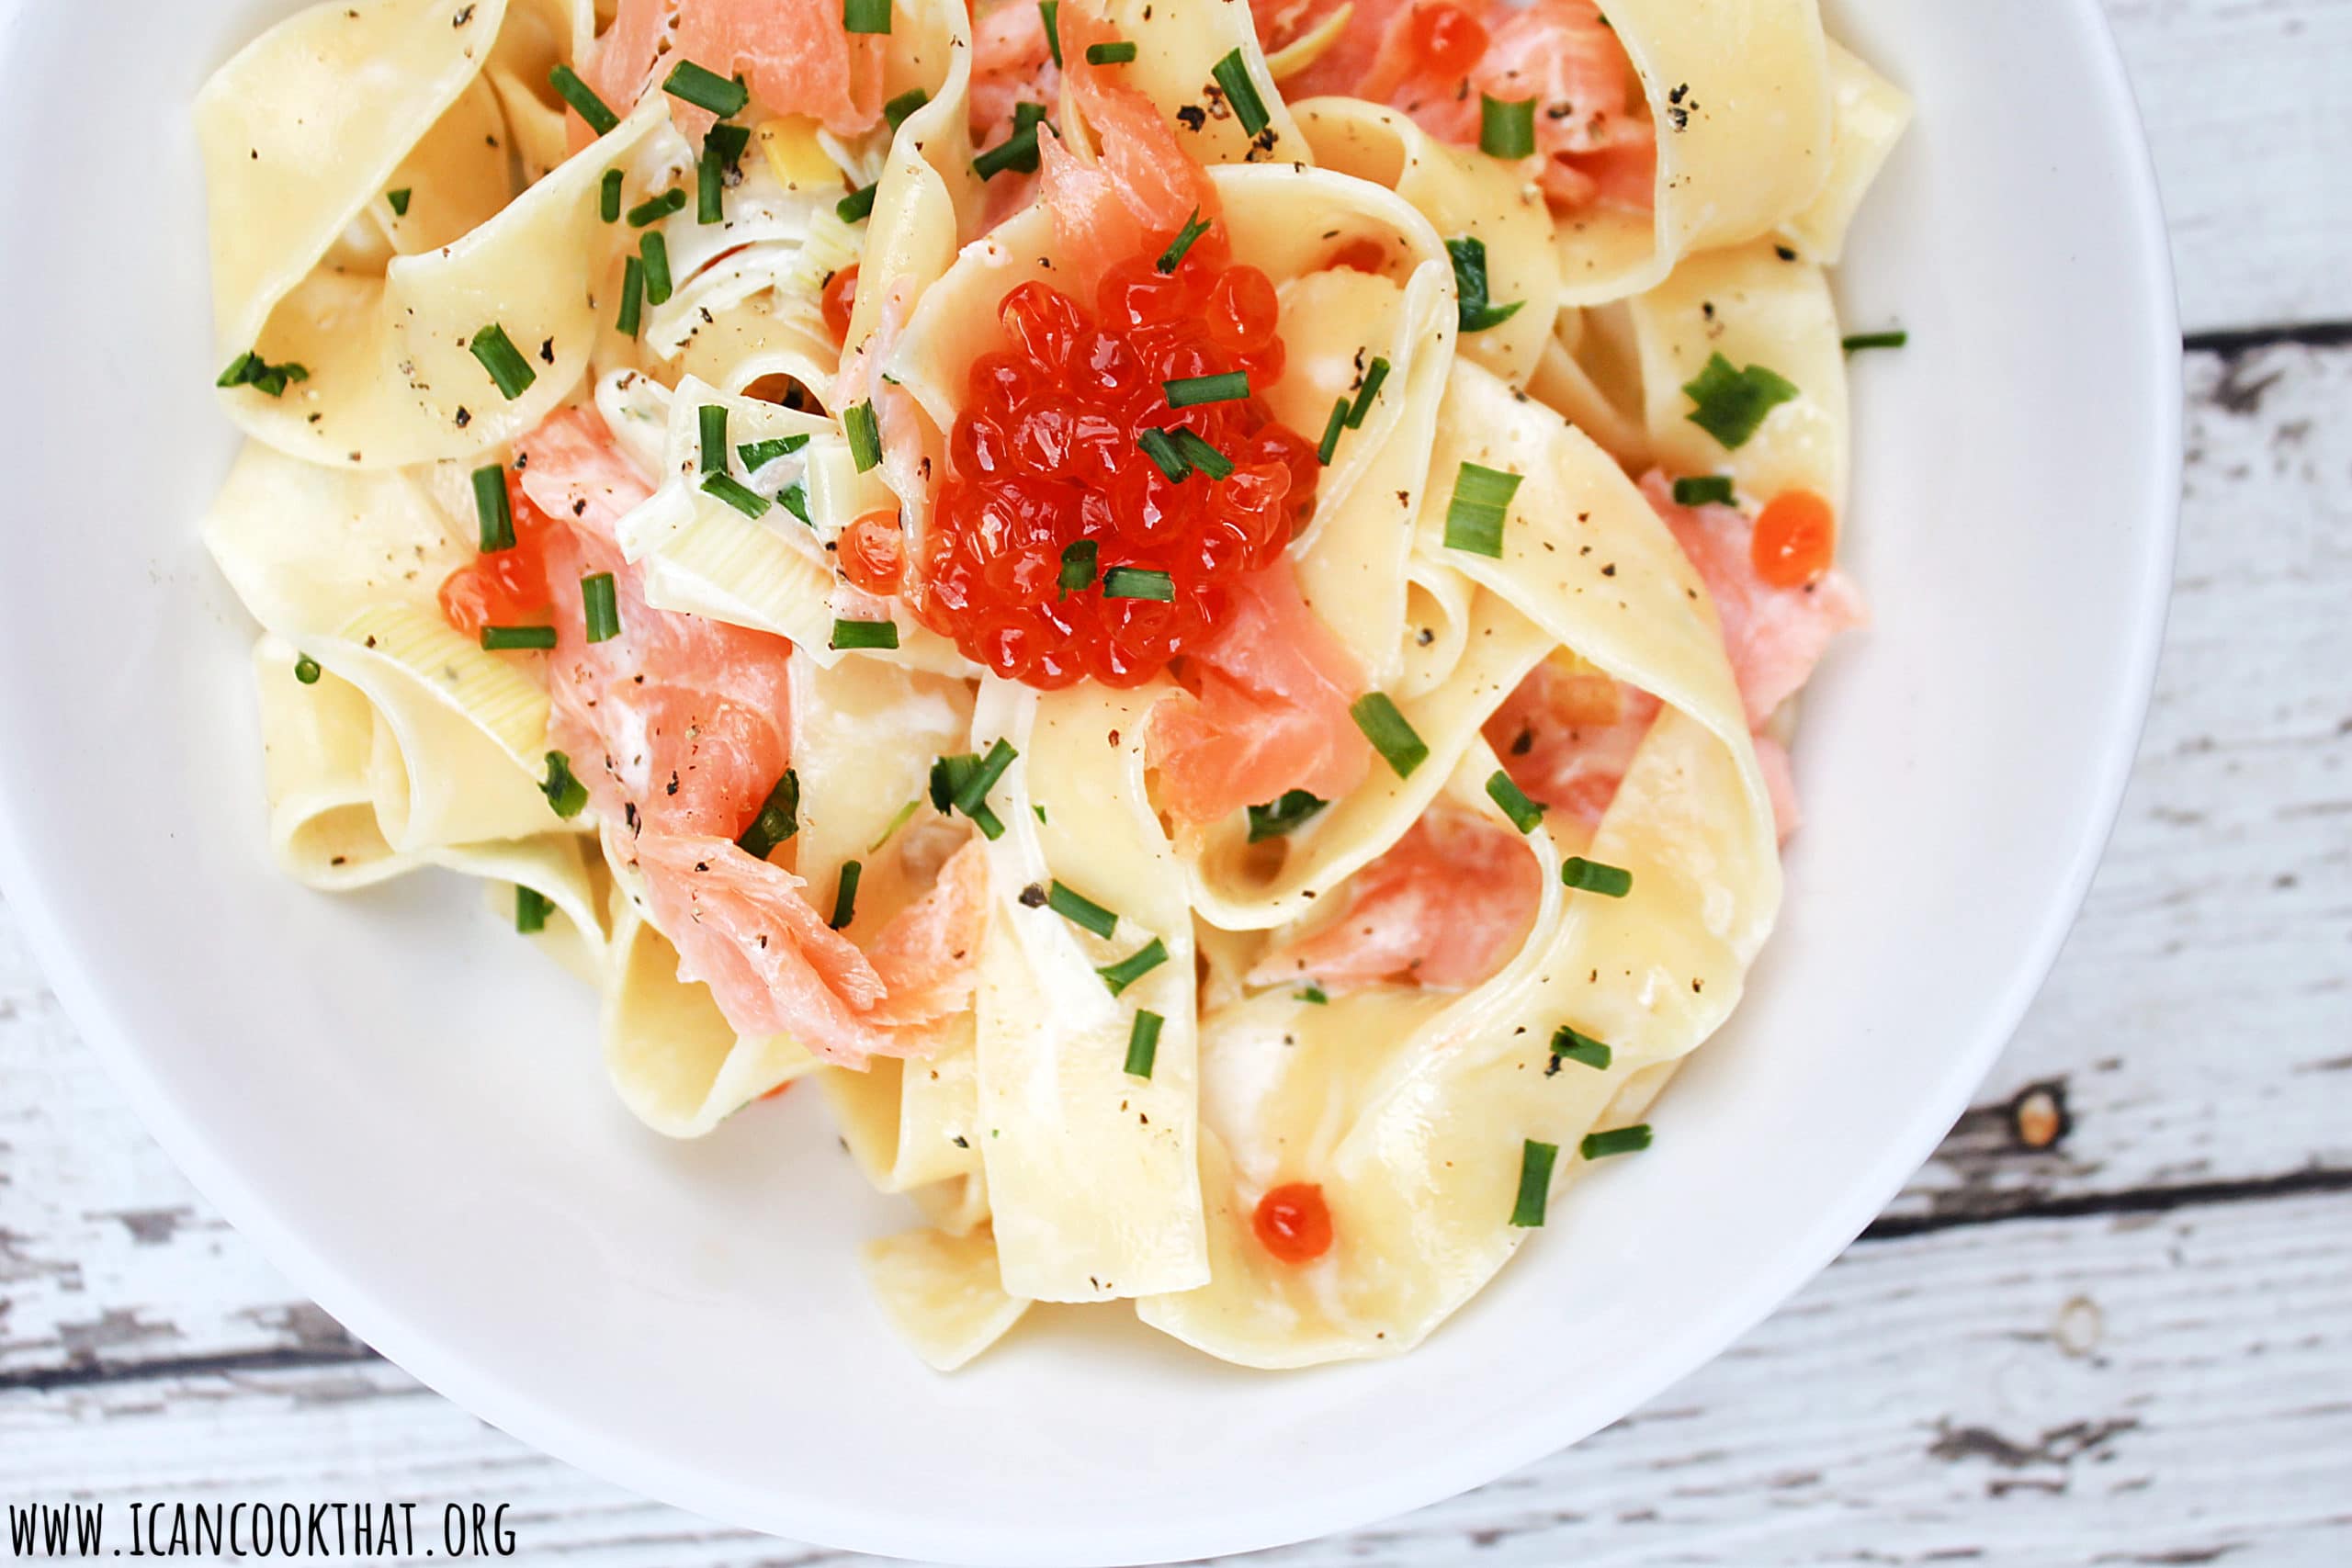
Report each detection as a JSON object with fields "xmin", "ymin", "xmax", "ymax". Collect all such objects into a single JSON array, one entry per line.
[
  {"xmin": 436, "ymin": 469, "xmax": 556, "ymax": 637},
  {"xmin": 1252, "ymin": 1182, "xmax": 1335, "ymax": 1264},
  {"xmin": 839, "ymin": 509, "xmax": 906, "ymax": 595},
  {"xmin": 1750, "ymin": 488, "xmax": 1838, "ymax": 589},
  {"xmin": 820, "ymin": 264, "xmax": 860, "ymax": 344},
  {"xmin": 1409, "ymin": 3, "xmax": 1490, "ymax": 77}
]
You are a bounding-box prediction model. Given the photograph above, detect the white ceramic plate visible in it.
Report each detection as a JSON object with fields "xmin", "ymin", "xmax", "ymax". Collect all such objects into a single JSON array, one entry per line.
[{"xmin": 0, "ymin": 1, "xmax": 2176, "ymax": 1562}]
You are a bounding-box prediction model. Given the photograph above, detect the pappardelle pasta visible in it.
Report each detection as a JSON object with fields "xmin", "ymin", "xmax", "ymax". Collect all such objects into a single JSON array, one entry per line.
[{"xmin": 198, "ymin": 0, "xmax": 1906, "ymax": 1371}]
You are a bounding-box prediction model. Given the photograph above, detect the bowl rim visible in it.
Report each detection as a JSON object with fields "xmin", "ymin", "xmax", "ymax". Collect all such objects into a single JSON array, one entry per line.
[{"xmin": 0, "ymin": 0, "xmax": 2180, "ymax": 1560}]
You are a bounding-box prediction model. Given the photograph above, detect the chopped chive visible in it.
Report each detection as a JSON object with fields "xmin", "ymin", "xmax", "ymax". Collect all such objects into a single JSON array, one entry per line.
[
  {"xmin": 1581, "ymin": 1123, "xmax": 1652, "ymax": 1159},
  {"xmin": 1446, "ymin": 235, "xmax": 1526, "ymax": 333},
  {"xmin": 697, "ymin": 145, "xmax": 726, "ymax": 222},
  {"xmin": 953, "ymin": 738, "xmax": 1017, "ymax": 819},
  {"xmin": 1102, "ymin": 566, "xmax": 1174, "ymax": 602},
  {"xmin": 1246, "ymin": 788, "xmax": 1327, "ymax": 842},
  {"xmin": 1084, "ymin": 40, "xmax": 1137, "ymax": 63},
  {"xmin": 599, "ymin": 168, "xmax": 622, "ymax": 221},
  {"xmin": 1548, "ymin": 1025, "xmax": 1611, "ymax": 1073},
  {"xmin": 1295, "ymin": 984, "xmax": 1329, "ymax": 1005},
  {"xmin": 884, "ymin": 87, "xmax": 930, "ymax": 130},
  {"xmin": 1672, "ymin": 474, "xmax": 1736, "ymax": 507},
  {"xmin": 582, "ymin": 571, "xmax": 621, "ymax": 643},
  {"xmin": 1097, "ymin": 936, "xmax": 1169, "ymax": 996},
  {"xmin": 1560, "ymin": 856, "xmax": 1634, "ymax": 897},
  {"xmin": 836, "ymin": 181, "xmax": 877, "ymax": 223},
  {"xmin": 1136, "ymin": 428, "xmax": 1191, "ymax": 481},
  {"xmin": 842, "ymin": 0, "xmax": 892, "ymax": 33},
  {"xmin": 738, "ymin": 434, "xmax": 809, "ymax": 470},
  {"xmin": 386, "ymin": 186, "xmax": 413, "ymax": 217},
  {"xmin": 216, "ymin": 350, "xmax": 310, "ymax": 398},
  {"xmin": 830, "ymin": 617, "xmax": 900, "ymax": 650},
  {"xmin": 1350, "ymin": 693, "xmax": 1428, "ymax": 778},
  {"xmin": 973, "ymin": 102, "xmax": 1048, "ymax": 179},
  {"xmin": 1123, "ymin": 1010, "xmax": 1164, "ymax": 1077},
  {"xmin": 1035, "ymin": 805, "xmax": 1048, "ymax": 823},
  {"xmin": 1346, "ymin": 356, "xmax": 1390, "ymax": 428},
  {"xmin": 777, "ymin": 479, "xmax": 811, "ymax": 524},
  {"xmin": 1039, "ymin": 0, "xmax": 1062, "ymax": 66},
  {"xmin": 1316, "ymin": 397, "xmax": 1350, "ymax": 465},
  {"xmin": 1443, "ymin": 461, "xmax": 1523, "ymax": 558},
  {"xmin": 705, "ymin": 118, "xmax": 751, "ymax": 166},
  {"xmin": 616, "ymin": 256, "xmax": 645, "ymax": 336},
  {"xmin": 867, "ymin": 798, "xmax": 921, "ymax": 852},
  {"xmin": 1211, "ymin": 49, "xmax": 1270, "ymax": 138},
  {"xmin": 1509, "ymin": 1139, "xmax": 1558, "ymax": 1226},
  {"xmin": 737, "ymin": 770, "xmax": 801, "ymax": 860},
  {"xmin": 470, "ymin": 323, "xmax": 537, "ymax": 400},
  {"xmin": 472, "ymin": 464, "xmax": 515, "ymax": 552},
  {"xmin": 1478, "ymin": 94, "xmax": 1536, "ymax": 159},
  {"xmin": 548, "ymin": 63, "xmax": 619, "ymax": 136},
  {"xmin": 701, "ymin": 470, "xmax": 771, "ymax": 519},
  {"xmin": 1170, "ymin": 428, "xmax": 1233, "ymax": 479},
  {"xmin": 1681, "ymin": 352, "xmax": 1799, "ymax": 450},
  {"xmin": 481, "ymin": 624, "xmax": 557, "ymax": 650},
  {"xmin": 698, "ymin": 404, "xmax": 729, "ymax": 475},
  {"xmin": 1485, "ymin": 769, "xmax": 1545, "ymax": 833},
  {"xmin": 1046, "ymin": 880, "xmax": 1117, "ymax": 939},
  {"xmin": 1164, "ymin": 371, "xmax": 1249, "ymax": 409},
  {"xmin": 843, "ymin": 400, "xmax": 882, "ymax": 470},
  {"xmin": 628, "ymin": 188, "xmax": 685, "ymax": 227},
  {"xmin": 1057, "ymin": 539, "xmax": 1099, "ymax": 592},
  {"xmin": 539, "ymin": 750, "xmax": 589, "ymax": 818},
  {"xmin": 663, "ymin": 58, "xmax": 750, "ymax": 118},
  {"xmin": 293, "ymin": 654, "xmax": 322, "ymax": 686},
  {"xmin": 1842, "ymin": 329, "xmax": 1908, "ymax": 353},
  {"xmin": 639, "ymin": 231, "xmax": 673, "ymax": 305},
  {"xmin": 929, "ymin": 752, "xmax": 979, "ymax": 813},
  {"xmin": 514, "ymin": 885, "xmax": 551, "ymax": 934},
  {"xmin": 829, "ymin": 860, "xmax": 863, "ymax": 929},
  {"xmin": 1157, "ymin": 209, "xmax": 1212, "ymax": 274}
]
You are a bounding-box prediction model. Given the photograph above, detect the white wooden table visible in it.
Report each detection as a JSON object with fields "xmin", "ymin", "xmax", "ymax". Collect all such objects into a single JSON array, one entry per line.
[{"xmin": 6, "ymin": 3, "xmax": 2347, "ymax": 1562}]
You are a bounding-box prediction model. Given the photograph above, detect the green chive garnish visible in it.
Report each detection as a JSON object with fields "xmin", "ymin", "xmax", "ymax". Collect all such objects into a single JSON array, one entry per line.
[
  {"xmin": 1039, "ymin": 0, "xmax": 1062, "ymax": 66},
  {"xmin": 1560, "ymin": 856, "xmax": 1634, "ymax": 897},
  {"xmin": 387, "ymin": 187, "xmax": 413, "ymax": 217},
  {"xmin": 1478, "ymin": 94, "xmax": 1536, "ymax": 159},
  {"xmin": 1681, "ymin": 352, "xmax": 1799, "ymax": 450},
  {"xmin": 1098, "ymin": 937, "xmax": 1169, "ymax": 996},
  {"xmin": 1548, "ymin": 1025, "xmax": 1611, "ymax": 1073},
  {"xmin": 1444, "ymin": 461, "xmax": 1522, "ymax": 558},
  {"xmin": 663, "ymin": 58, "xmax": 750, "ymax": 118},
  {"xmin": 698, "ymin": 404, "xmax": 729, "ymax": 475},
  {"xmin": 1347, "ymin": 356, "xmax": 1390, "ymax": 428},
  {"xmin": 1316, "ymin": 397, "xmax": 1349, "ymax": 465},
  {"xmin": 1672, "ymin": 475, "xmax": 1736, "ymax": 507},
  {"xmin": 868, "ymin": 797, "xmax": 921, "ymax": 852},
  {"xmin": 705, "ymin": 121, "xmax": 751, "ymax": 170},
  {"xmin": 697, "ymin": 147, "xmax": 726, "ymax": 223},
  {"xmin": 1350, "ymin": 693, "xmax": 1428, "ymax": 778},
  {"xmin": 1842, "ymin": 330, "xmax": 1908, "ymax": 353},
  {"xmin": 1157, "ymin": 209, "xmax": 1211, "ymax": 274},
  {"xmin": 777, "ymin": 479, "xmax": 811, "ymax": 524},
  {"xmin": 470, "ymin": 323, "xmax": 537, "ymax": 400},
  {"xmin": 216, "ymin": 351, "xmax": 310, "ymax": 398},
  {"xmin": 973, "ymin": 103, "xmax": 1048, "ymax": 179},
  {"xmin": 1046, "ymin": 880, "xmax": 1117, "ymax": 938},
  {"xmin": 738, "ymin": 434, "xmax": 809, "ymax": 470},
  {"xmin": 843, "ymin": 400, "xmax": 882, "ymax": 470},
  {"xmin": 1057, "ymin": 539, "xmax": 1099, "ymax": 592},
  {"xmin": 836, "ymin": 181, "xmax": 878, "ymax": 223},
  {"xmin": 1446, "ymin": 235, "xmax": 1525, "ymax": 333},
  {"xmin": 1123, "ymin": 1010, "xmax": 1163, "ymax": 1077},
  {"xmin": 1165, "ymin": 371, "xmax": 1248, "ymax": 409},
  {"xmin": 639, "ymin": 231, "xmax": 673, "ymax": 306},
  {"xmin": 830, "ymin": 860, "xmax": 863, "ymax": 929},
  {"xmin": 628, "ymin": 188, "xmax": 684, "ymax": 227},
  {"xmin": 599, "ymin": 168, "xmax": 622, "ymax": 221},
  {"xmin": 701, "ymin": 471, "xmax": 771, "ymax": 519},
  {"xmin": 548, "ymin": 64, "xmax": 618, "ymax": 136},
  {"xmin": 1211, "ymin": 49, "xmax": 1270, "ymax": 138},
  {"xmin": 884, "ymin": 87, "xmax": 929, "ymax": 130},
  {"xmin": 1246, "ymin": 789, "xmax": 1327, "ymax": 842},
  {"xmin": 928, "ymin": 753, "xmax": 1008, "ymax": 838},
  {"xmin": 582, "ymin": 571, "xmax": 620, "ymax": 643},
  {"xmin": 830, "ymin": 617, "xmax": 900, "ymax": 650},
  {"xmin": 293, "ymin": 655, "xmax": 322, "ymax": 686},
  {"xmin": 1085, "ymin": 40, "xmax": 1137, "ymax": 63},
  {"xmin": 1136, "ymin": 428, "xmax": 1191, "ymax": 481},
  {"xmin": 737, "ymin": 771, "xmax": 801, "ymax": 860},
  {"xmin": 1485, "ymin": 770, "xmax": 1545, "ymax": 833},
  {"xmin": 514, "ymin": 885, "xmax": 551, "ymax": 933},
  {"xmin": 953, "ymin": 738, "xmax": 1017, "ymax": 819},
  {"xmin": 1102, "ymin": 566, "xmax": 1174, "ymax": 602},
  {"xmin": 481, "ymin": 625, "xmax": 557, "ymax": 650},
  {"xmin": 843, "ymin": 0, "xmax": 892, "ymax": 33},
  {"xmin": 1581, "ymin": 1123, "xmax": 1652, "ymax": 1159},
  {"xmin": 616, "ymin": 256, "xmax": 645, "ymax": 336},
  {"xmin": 1171, "ymin": 428, "xmax": 1233, "ymax": 479},
  {"xmin": 540, "ymin": 750, "xmax": 589, "ymax": 818},
  {"xmin": 1295, "ymin": 984, "xmax": 1329, "ymax": 1005},
  {"xmin": 1509, "ymin": 1139, "xmax": 1557, "ymax": 1226},
  {"xmin": 472, "ymin": 464, "xmax": 515, "ymax": 552}
]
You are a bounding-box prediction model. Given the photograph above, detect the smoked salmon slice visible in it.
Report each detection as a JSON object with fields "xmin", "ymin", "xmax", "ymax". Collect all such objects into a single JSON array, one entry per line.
[{"xmin": 582, "ymin": 0, "xmax": 885, "ymax": 142}]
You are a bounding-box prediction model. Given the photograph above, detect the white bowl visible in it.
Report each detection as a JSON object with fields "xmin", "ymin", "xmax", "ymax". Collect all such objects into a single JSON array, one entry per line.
[{"xmin": 0, "ymin": 1, "xmax": 2176, "ymax": 1562}]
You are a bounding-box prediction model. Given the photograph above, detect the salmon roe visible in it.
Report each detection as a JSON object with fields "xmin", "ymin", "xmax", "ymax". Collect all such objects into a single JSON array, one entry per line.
[
  {"xmin": 909, "ymin": 227, "xmax": 1320, "ymax": 688},
  {"xmin": 1408, "ymin": 2, "xmax": 1490, "ymax": 76},
  {"xmin": 1252, "ymin": 1182, "xmax": 1335, "ymax": 1265},
  {"xmin": 1750, "ymin": 488, "xmax": 1838, "ymax": 589},
  {"xmin": 820, "ymin": 264, "xmax": 859, "ymax": 344},
  {"xmin": 839, "ymin": 508, "xmax": 906, "ymax": 595},
  {"xmin": 437, "ymin": 470, "xmax": 556, "ymax": 637}
]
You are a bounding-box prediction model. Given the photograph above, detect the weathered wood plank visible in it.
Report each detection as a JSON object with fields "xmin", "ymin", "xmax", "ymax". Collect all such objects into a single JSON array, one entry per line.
[{"xmin": 3, "ymin": 1192, "xmax": 2345, "ymax": 1566}]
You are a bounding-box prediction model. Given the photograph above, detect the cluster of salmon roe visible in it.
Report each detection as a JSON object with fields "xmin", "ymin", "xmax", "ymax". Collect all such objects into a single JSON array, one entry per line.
[{"xmin": 910, "ymin": 228, "xmax": 1320, "ymax": 688}]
